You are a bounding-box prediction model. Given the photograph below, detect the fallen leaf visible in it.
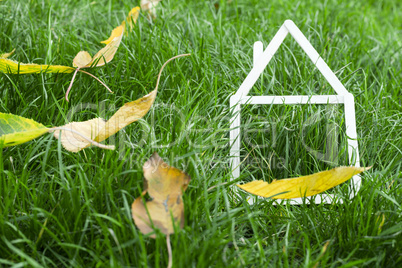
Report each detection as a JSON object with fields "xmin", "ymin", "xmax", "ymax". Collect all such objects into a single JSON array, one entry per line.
[
  {"xmin": 141, "ymin": 0, "xmax": 160, "ymax": 18},
  {"xmin": 1, "ymin": 18, "xmax": 125, "ymax": 101},
  {"xmin": 101, "ymin": 25, "xmax": 124, "ymax": 45},
  {"xmin": 94, "ymin": 89, "xmax": 157, "ymax": 142},
  {"xmin": 102, "ymin": 7, "xmax": 140, "ymax": 44},
  {"xmin": 0, "ymin": 36, "xmax": 123, "ymax": 74},
  {"xmin": 123, "ymin": 6, "xmax": 141, "ymax": 32},
  {"xmin": 0, "ymin": 58, "xmax": 74, "ymax": 74},
  {"xmin": 1, "ymin": 54, "xmax": 189, "ymax": 151},
  {"xmin": 0, "ymin": 113, "xmax": 114, "ymax": 151},
  {"xmin": 0, "ymin": 54, "xmax": 111, "ymax": 101},
  {"xmin": 0, "ymin": 48, "xmax": 16, "ymax": 59},
  {"xmin": 237, "ymin": 166, "xmax": 371, "ymax": 199},
  {"xmin": 1, "ymin": 6, "xmax": 143, "ymax": 101},
  {"xmin": 54, "ymin": 53, "xmax": 190, "ymax": 152},
  {"xmin": 132, "ymin": 152, "xmax": 191, "ymax": 237},
  {"xmin": 71, "ymin": 51, "xmax": 92, "ymax": 68},
  {"xmin": 0, "ymin": 113, "xmax": 50, "ymax": 146},
  {"xmin": 0, "ymin": 53, "xmax": 112, "ymax": 102},
  {"xmin": 52, "ymin": 118, "xmax": 114, "ymax": 152},
  {"xmin": 73, "ymin": 26, "xmax": 123, "ymax": 68},
  {"xmin": 54, "ymin": 85, "xmax": 156, "ymax": 151},
  {"xmin": 1, "ymin": 12, "xmax": 126, "ymax": 74},
  {"xmin": 65, "ymin": 24, "xmax": 125, "ymax": 100}
]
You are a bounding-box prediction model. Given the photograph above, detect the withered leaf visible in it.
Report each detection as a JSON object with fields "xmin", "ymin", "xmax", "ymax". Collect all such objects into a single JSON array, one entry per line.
[
  {"xmin": 52, "ymin": 118, "xmax": 114, "ymax": 152},
  {"xmin": 141, "ymin": 0, "xmax": 160, "ymax": 18},
  {"xmin": 0, "ymin": 112, "xmax": 49, "ymax": 146},
  {"xmin": 101, "ymin": 24, "xmax": 125, "ymax": 45},
  {"xmin": 53, "ymin": 89, "xmax": 156, "ymax": 151},
  {"xmin": 132, "ymin": 152, "xmax": 191, "ymax": 238},
  {"xmin": 103, "ymin": 6, "xmax": 140, "ymax": 44},
  {"xmin": 0, "ymin": 58, "xmax": 74, "ymax": 74},
  {"xmin": 73, "ymin": 25, "xmax": 124, "ymax": 68},
  {"xmin": 0, "ymin": 113, "xmax": 112, "ymax": 151},
  {"xmin": 0, "ymin": 48, "xmax": 15, "ymax": 59},
  {"xmin": 237, "ymin": 166, "xmax": 371, "ymax": 199},
  {"xmin": 54, "ymin": 54, "xmax": 189, "ymax": 152}
]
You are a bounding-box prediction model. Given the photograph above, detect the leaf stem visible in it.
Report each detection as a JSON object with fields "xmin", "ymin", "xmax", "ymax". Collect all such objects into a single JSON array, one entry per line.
[
  {"xmin": 78, "ymin": 69, "xmax": 113, "ymax": 93},
  {"xmin": 49, "ymin": 127, "xmax": 115, "ymax": 150},
  {"xmin": 167, "ymin": 234, "xmax": 172, "ymax": 268},
  {"xmin": 65, "ymin": 67, "xmax": 79, "ymax": 101},
  {"xmin": 65, "ymin": 68, "xmax": 113, "ymax": 102},
  {"xmin": 155, "ymin": 53, "xmax": 191, "ymax": 92}
]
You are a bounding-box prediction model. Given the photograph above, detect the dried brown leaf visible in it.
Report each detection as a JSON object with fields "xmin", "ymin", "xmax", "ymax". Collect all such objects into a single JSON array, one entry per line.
[
  {"xmin": 132, "ymin": 152, "xmax": 191, "ymax": 238},
  {"xmin": 141, "ymin": 0, "xmax": 160, "ymax": 18}
]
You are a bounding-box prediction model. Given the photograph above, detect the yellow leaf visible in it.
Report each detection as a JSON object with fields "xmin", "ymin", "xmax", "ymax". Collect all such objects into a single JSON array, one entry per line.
[
  {"xmin": 0, "ymin": 48, "xmax": 15, "ymax": 59},
  {"xmin": 52, "ymin": 118, "xmax": 115, "ymax": 152},
  {"xmin": 0, "ymin": 113, "xmax": 49, "ymax": 146},
  {"xmin": 237, "ymin": 166, "xmax": 371, "ymax": 199},
  {"xmin": 53, "ymin": 89, "xmax": 156, "ymax": 151},
  {"xmin": 95, "ymin": 89, "xmax": 157, "ymax": 141},
  {"xmin": 90, "ymin": 27, "xmax": 123, "ymax": 67},
  {"xmin": 102, "ymin": 7, "xmax": 140, "ymax": 44},
  {"xmin": 132, "ymin": 152, "xmax": 191, "ymax": 237},
  {"xmin": 72, "ymin": 51, "xmax": 92, "ymax": 68},
  {"xmin": 73, "ymin": 26, "xmax": 123, "ymax": 68},
  {"xmin": 123, "ymin": 6, "xmax": 140, "ymax": 32},
  {"xmin": 54, "ymin": 53, "xmax": 190, "ymax": 152},
  {"xmin": 0, "ymin": 58, "xmax": 74, "ymax": 74},
  {"xmin": 101, "ymin": 23, "xmax": 125, "ymax": 45},
  {"xmin": 0, "ymin": 113, "xmax": 116, "ymax": 150}
]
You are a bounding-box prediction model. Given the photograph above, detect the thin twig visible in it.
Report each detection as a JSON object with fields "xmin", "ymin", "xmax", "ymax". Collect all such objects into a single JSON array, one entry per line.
[
  {"xmin": 49, "ymin": 127, "xmax": 115, "ymax": 150},
  {"xmin": 167, "ymin": 234, "xmax": 172, "ymax": 268}
]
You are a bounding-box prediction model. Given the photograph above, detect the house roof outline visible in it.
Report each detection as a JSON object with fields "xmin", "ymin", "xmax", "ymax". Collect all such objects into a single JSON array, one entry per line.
[{"xmin": 229, "ymin": 20, "xmax": 361, "ymax": 205}]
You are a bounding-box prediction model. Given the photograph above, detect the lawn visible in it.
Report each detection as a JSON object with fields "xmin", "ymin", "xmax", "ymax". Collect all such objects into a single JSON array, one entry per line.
[{"xmin": 0, "ymin": 0, "xmax": 401, "ymax": 267}]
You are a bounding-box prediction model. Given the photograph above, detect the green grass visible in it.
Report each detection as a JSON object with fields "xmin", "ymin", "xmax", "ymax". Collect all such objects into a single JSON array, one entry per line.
[{"xmin": 1, "ymin": 0, "xmax": 401, "ymax": 267}]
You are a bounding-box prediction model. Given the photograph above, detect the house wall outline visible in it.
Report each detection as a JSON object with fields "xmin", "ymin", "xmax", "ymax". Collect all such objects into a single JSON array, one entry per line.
[{"xmin": 229, "ymin": 20, "xmax": 361, "ymax": 205}]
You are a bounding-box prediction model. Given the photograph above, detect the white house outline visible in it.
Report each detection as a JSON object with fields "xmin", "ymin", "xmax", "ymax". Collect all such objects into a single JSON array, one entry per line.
[{"xmin": 229, "ymin": 20, "xmax": 361, "ymax": 205}]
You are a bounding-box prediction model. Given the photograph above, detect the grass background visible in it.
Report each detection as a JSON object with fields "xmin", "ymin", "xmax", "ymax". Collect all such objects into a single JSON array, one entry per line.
[{"xmin": 1, "ymin": 0, "xmax": 401, "ymax": 267}]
